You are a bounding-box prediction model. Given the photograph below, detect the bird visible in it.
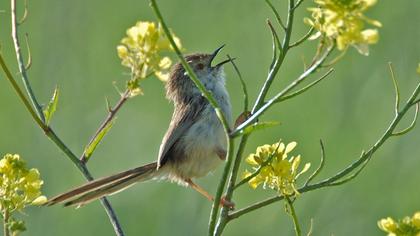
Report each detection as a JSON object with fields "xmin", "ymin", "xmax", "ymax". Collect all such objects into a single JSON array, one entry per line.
[{"xmin": 45, "ymin": 45, "xmax": 234, "ymax": 208}]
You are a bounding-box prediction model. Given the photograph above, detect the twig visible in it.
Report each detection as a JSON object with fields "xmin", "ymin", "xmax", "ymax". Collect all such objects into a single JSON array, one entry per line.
[
  {"xmin": 228, "ymin": 81, "xmax": 420, "ymax": 220},
  {"xmin": 252, "ymin": 0, "xmax": 295, "ymax": 113},
  {"xmin": 232, "ymin": 45, "xmax": 334, "ymax": 136},
  {"xmin": 274, "ymin": 68, "xmax": 334, "ymax": 104},
  {"xmin": 286, "ymin": 196, "xmax": 302, "ymax": 236},
  {"xmin": 289, "ymin": 27, "xmax": 314, "ymax": 48},
  {"xmin": 148, "ymin": 2, "xmax": 233, "ymax": 236},
  {"xmin": 293, "ymin": 0, "xmax": 306, "ymax": 11},
  {"xmin": 3, "ymin": 210, "xmax": 10, "ymax": 236},
  {"xmin": 227, "ymin": 54, "xmax": 248, "ymax": 112},
  {"xmin": 304, "ymin": 140, "xmax": 326, "ymax": 187},
  {"xmin": 11, "ymin": 0, "xmax": 45, "ymax": 122},
  {"xmin": 388, "ymin": 62, "xmax": 400, "ymax": 114},
  {"xmin": 5, "ymin": 1, "xmax": 126, "ymax": 234},
  {"xmin": 264, "ymin": 0, "xmax": 286, "ymax": 31},
  {"xmin": 214, "ymin": 1, "xmax": 298, "ymax": 234},
  {"xmin": 80, "ymin": 90, "xmax": 130, "ymax": 163}
]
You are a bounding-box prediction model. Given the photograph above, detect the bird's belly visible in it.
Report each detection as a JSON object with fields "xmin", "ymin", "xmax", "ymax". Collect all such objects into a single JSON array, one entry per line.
[{"xmin": 173, "ymin": 110, "xmax": 226, "ymax": 179}]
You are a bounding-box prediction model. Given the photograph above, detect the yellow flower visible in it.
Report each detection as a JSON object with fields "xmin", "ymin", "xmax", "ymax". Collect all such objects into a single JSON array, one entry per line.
[
  {"xmin": 0, "ymin": 154, "xmax": 47, "ymax": 212},
  {"xmin": 413, "ymin": 212, "xmax": 420, "ymax": 228},
  {"xmin": 416, "ymin": 63, "xmax": 420, "ymax": 75},
  {"xmin": 305, "ymin": 0, "xmax": 381, "ymax": 55},
  {"xmin": 378, "ymin": 217, "xmax": 397, "ymax": 234},
  {"xmin": 378, "ymin": 212, "xmax": 420, "ymax": 235},
  {"xmin": 117, "ymin": 21, "xmax": 182, "ymax": 95},
  {"xmin": 243, "ymin": 141, "xmax": 310, "ymax": 196}
]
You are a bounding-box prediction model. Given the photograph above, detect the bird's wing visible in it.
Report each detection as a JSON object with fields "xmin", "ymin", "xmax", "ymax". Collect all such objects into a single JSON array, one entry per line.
[{"xmin": 157, "ymin": 99, "xmax": 206, "ymax": 167}]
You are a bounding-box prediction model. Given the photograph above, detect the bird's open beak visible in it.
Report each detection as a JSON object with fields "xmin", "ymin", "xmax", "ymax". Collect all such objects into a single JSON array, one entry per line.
[{"xmin": 210, "ymin": 45, "xmax": 235, "ymax": 68}]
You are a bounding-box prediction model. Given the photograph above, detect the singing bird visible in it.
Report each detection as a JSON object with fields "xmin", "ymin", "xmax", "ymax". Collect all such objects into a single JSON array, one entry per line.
[{"xmin": 45, "ymin": 46, "xmax": 234, "ymax": 208}]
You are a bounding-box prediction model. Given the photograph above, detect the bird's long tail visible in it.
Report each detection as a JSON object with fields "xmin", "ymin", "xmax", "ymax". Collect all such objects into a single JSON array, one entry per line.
[{"xmin": 45, "ymin": 162, "xmax": 162, "ymax": 207}]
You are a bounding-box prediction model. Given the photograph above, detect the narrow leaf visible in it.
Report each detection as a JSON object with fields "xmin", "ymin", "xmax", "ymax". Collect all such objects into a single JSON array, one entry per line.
[
  {"xmin": 240, "ymin": 121, "xmax": 280, "ymax": 136},
  {"xmin": 43, "ymin": 87, "xmax": 59, "ymax": 125},
  {"xmin": 84, "ymin": 119, "xmax": 115, "ymax": 159}
]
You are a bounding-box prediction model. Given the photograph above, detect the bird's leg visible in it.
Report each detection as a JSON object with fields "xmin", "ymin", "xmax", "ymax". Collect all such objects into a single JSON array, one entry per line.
[{"xmin": 185, "ymin": 178, "xmax": 234, "ymax": 209}]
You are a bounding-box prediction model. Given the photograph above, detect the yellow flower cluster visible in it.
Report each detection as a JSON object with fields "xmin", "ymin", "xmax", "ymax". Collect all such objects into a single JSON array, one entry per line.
[
  {"xmin": 0, "ymin": 154, "xmax": 47, "ymax": 213},
  {"xmin": 305, "ymin": 0, "xmax": 382, "ymax": 55},
  {"xmin": 243, "ymin": 141, "xmax": 310, "ymax": 196},
  {"xmin": 378, "ymin": 212, "xmax": 420, "ymax": 236},
  {"xmin": 117, "ymin": 21, "xmax": 182, "ymax": 96}
]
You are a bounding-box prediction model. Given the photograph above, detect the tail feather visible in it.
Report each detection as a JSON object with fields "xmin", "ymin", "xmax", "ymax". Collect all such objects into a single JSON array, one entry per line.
[{"xmin": 45, "ymin": 162, "xmax": 160, "ymax": 207}]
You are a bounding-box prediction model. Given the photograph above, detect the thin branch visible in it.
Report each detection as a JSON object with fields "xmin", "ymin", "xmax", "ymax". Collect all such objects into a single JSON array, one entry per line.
[
  {"xmin": 23, "ymin": 33, "xmax": 32, "ymax": 70},
  {"xmin": 392, "ymin": 103, "xmax": 419, "ymax": 136},
  {"xmin": 11, "ymin": 0, "xmax": 45, "ymax": 122},
  {"xmin": 267, "ymin": 19, "xmax": 282, "ymax": 69},
  {"xmin": 229, "ymin": 81, "xmax": 420, "ymax": 220},
  {"xmin": 80, "ymin": 90, "xmax": 130, "ymax": 163},
  {"xmin": 0, "ymin": 54, "xmax": 45, "ymax": 130},
  {"xmin": 289, "ymin": 27, "xmax": 314, "ymax": 48},
  {"xmin": 274, "ymin": 68, "xmax": 334, "ymax": 104},
  {"xmin": 17, "ymin": 0, "xmax": 28, "ymax": 24},
  {"xmin": 232, "ymin": 45, "xmax": 334, "ymax": 136},
  {"xmin": 304, "ymin": 140, "xmax": 326, "ymax": 187},
  {"xmin": 215, "ymin": 1, "xmax": 298, "ymax": 234},
  {"xmin": 388, "ymin": 62, "xmax": 400, "ymax": 114},
  {"xmin": 1, "ymin": 54, "xmax": 125, "ymax": 235},
  {"xmin": 148, "ymin": 2, "xmax": 233, "ymax": 236},
  {"xmin": 264, "ymin": 0, "xmax": 286, "ymax": 30},
  {"xmin": 412, "ymin": 98, "xmax": 420, "ymax": 106},
  {"xmin": 227, "ymin": 54, "xmax": 248, "ymax": 112},
  {"xmin": 293, "ymin": 0, "xmax": 306, "ymax": 10},
  {"xmin": 286, "ymin": 196, "xmax": 302, "ymax": 236},
  {"xmin": 3, "ymin": 210, "xmax": 10, "ymax": 236},
  {"xmin": 252, "ymin": 0, "xmax": 295, "ymax": 113},
  {"xmin": 6, "ymin": 1, "xmax": 125, "ymax": 233},
  {"xmin": 326, "ymin": 151, "xmax": 372, "ymax": 186}
]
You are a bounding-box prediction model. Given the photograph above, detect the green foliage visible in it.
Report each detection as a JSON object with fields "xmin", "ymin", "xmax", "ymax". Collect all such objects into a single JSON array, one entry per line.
[
  {"xmin": 83, "ymin": 119, "xmax": 115, "ymax": 160},
  {"xmin": 42, "ymin": 87, "xmax": 59, "ymax": 126}
]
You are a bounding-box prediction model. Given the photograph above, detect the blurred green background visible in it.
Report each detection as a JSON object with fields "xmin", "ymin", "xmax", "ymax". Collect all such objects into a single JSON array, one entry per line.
[{"xmin": 1, "ymin": 0, "xmax": 419, "ymax": 235}]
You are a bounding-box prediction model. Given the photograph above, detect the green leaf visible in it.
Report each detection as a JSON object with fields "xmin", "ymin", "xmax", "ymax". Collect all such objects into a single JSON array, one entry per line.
[
  {"xmin": 43, "ymin": 87, "xmax": 59, "ymax": 125},
  {"xmin": 83, "ymin": 119, "xmax": 115, "ymax": 160},
  {"xmin": 240, "ymin": 121, "xmax": 280, "ymax": 136}
]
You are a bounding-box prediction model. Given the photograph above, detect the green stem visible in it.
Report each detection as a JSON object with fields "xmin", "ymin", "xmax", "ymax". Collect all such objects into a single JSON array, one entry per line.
[
  {"xmin": 11, "ymin": 0, "xmax": 45, "ymax": 122},
  {"xmin": 0, "ymin": 54, "xmax": 125, "ymax": 236},
  {"xmin": 286, "ymin": 197, "xmax": 301, "ymax": 236},
  {"xmin": 213, "ymin": 135, "xmax": 248, "ymax": 235},
  {"xmin": 214, "ymin": 1, "xmax": 298, "ymax": 234},
  {"xmin": 148, "ymin": 2, "xmax": 233, "ymax": 235},
  {"xmin": 149, "ymin": 0, "xmax": 230, "ymax": 133},
  {"xmin": 80, "ymin": 90, "xmax": 130, "ymax": 163},
  {"xmin": 252, "ymin": 0, "xmax": 295, "ymax": 112},
  {"xmin": 0, "ymin": 54, "xmax": 46, "ymax": 130},
  {"xmin": 3, "ymin": 210, "xmax": 10, "ymax": 236},
  {"xmin": 229, "ymin": 81, "xmax": 420, "ymax": 220},
  {"xmin": 232, "ymin": 45, "xmax": 333, "ymax": 136}
]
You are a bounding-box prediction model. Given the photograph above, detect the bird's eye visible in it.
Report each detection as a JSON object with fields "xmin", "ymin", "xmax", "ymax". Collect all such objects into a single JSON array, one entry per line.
[{"xmin": 197, "ymin": 63, "xmax": 204, "ymax": 70}]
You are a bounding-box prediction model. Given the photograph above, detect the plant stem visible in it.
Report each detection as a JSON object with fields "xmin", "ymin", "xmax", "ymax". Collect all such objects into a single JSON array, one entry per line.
[
  {"xmin": 80, "ymin": 90, "xmax": 130, "ymax": 163},
  {"xmin": 252, "ymin": 0, "xmax": 295, "ymax": 112},
  {"xmin": 11, "ymin": 0, "xmax": 45, "ymax": 122},
  {"xmin": 286, "ymin": 197, "xmax": 301, "ymax": 236},
  {"xmin": 0, "ymin": 52, "xmax": 125, "ymax": 236},
  {"xmin": 232, "ymin": 45, "xmax": 333, "ymax": 136},
  {"xmin": 148, "ymin": 2, "xmax": 234, "ymax": 236},
  {"xmin": 3, "ymin": 210, "xmax": 10, "ymax": 236},
  {"xmin": 229, "ymin": 81, "xmax": 420, "ymax": 220}
]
